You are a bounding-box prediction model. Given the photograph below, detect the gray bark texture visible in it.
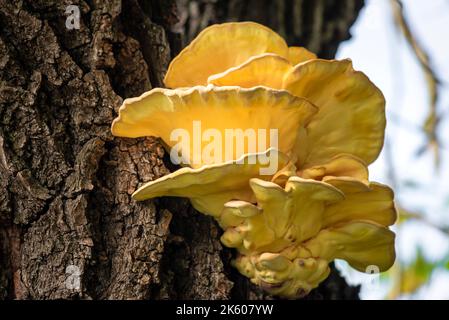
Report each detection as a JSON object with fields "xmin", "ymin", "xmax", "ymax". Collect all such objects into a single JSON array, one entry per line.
[{"xmin": 0, "ymin": 0, "xmax": 364, "ymax": 300}]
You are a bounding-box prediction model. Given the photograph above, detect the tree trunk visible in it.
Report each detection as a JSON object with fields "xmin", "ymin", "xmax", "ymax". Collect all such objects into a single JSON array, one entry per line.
[{"xmin": 0, "ymin": 0, "xmax": 363, "ymax": 300}]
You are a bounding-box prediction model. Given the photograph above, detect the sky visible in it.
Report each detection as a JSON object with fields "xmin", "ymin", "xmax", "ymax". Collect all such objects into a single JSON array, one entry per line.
[{"xmin": 335, "ymin": 0, "xmax": 449, "ymax": 299}]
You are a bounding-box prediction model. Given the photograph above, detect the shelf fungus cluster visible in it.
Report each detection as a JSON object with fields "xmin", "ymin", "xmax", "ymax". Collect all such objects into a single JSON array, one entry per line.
[{"xmin": 111, "ymin": 22, "xmax": 397, "ymax": 298}]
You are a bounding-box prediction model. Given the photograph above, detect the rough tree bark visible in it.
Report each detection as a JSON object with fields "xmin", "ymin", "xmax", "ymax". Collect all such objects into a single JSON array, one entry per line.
[{"xmin": 0, "ymin": 0, "xmax": 364, "ymax": 300}]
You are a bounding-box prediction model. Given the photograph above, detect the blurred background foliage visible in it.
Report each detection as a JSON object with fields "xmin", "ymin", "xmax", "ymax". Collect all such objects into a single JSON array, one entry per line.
[{"xmin": 336, "ymin": 0, "xmax": 449, "ymax": 299}]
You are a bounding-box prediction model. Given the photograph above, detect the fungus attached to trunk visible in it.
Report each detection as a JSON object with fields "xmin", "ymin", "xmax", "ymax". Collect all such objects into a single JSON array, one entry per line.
[{"xmin": 111, "ymin": 21, "xmax": 397, "ymax": 298}]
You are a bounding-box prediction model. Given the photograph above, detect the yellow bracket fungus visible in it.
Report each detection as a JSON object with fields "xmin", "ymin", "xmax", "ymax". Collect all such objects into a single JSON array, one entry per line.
[
  {"xmin": 164, "ymin": 22, "xmax": 317, "ymax": 88},
  {"xmin": 132, "ymin": 148, "xmax": 289, "ymax": 217},
  {"xmin": 111, "ymin": 21, "xmax": 397, "ymax": 298},
  {"xmin": 224, "ymin": 177, "xmax": 395, "ymax": 298},
  {"xmin": 112, "ymin": 85, "xmax": 316, "ymax": 168}
]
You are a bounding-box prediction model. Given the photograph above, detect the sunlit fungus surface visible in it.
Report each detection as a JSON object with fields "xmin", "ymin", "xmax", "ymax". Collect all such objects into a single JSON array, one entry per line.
[{"xmin": 111, "ymin": 22, "xmax": 397, "ymax": 298}]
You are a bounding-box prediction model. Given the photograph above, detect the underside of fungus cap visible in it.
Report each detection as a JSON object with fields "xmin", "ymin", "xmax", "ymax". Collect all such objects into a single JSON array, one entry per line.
[
  {"xmin": 132, "ymin": 148, "xmax": 289, "ymax": 217},
  {"xmin": 111, "ymin": 85, "xmax": 317, "ymax": 168}
]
